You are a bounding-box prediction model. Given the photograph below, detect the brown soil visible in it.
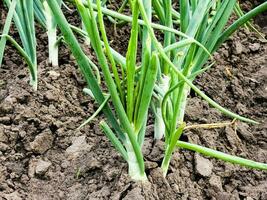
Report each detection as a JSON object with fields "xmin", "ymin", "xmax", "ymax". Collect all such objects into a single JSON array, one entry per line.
[{"xmin": 0, "ymin": 1, "xmax": 266, "ymax": 200}]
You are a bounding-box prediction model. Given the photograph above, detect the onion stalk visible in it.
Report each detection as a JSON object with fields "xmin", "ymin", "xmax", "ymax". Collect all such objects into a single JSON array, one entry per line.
[
  {"xmin": 141, "ymin": 0, "xmax": 267, "ymax": 176},
  {"xmin": 2, "ymin": 0, "xmax": 37, "ymax": 90},
  {"xmin": 46, "ymin": 0, "xmax": 159, "ymax": 181},
  {"xmin": 0, "ymin": 0, "xmax": 17, "ymax": 67},
  {"xmin": 43, "ymin": 0, "xmax": 62, "ymax": 67},
  {"xmin": 129, "ymin": 0, "xmax": 267, "ymax": 176}
]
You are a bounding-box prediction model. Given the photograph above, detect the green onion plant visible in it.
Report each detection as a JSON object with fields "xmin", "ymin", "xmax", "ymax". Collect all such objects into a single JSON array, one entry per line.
[
  {"xmin": 0, "ymin": 0, "xmax": 17, "ymax": 67},
  {"xmin": 1, "ymin": 0, "xmax": 62, "ymax": 91},
  {"xmin": 145, "ymin": 0, "xmax": 267, "ymax": 176},
  {"xmin": 1, "ymin": 0, "xmax": 37, "ymax": 90},
  {"xmin": 46, "ymin": 0, "xmax": 155, "ymax": 181}
]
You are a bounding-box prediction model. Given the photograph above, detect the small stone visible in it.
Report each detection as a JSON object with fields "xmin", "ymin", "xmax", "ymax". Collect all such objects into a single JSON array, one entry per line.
[
  {"xmin": 56, "ymin": 128, "xmax": 65, "ymax": 136},
  {"xmin": 30, "ymin": 129, "xmax": 54, "ymax": 154},
  {"xmin": 209, "ymin": 175, "xmax": 223, "ymax": 192},
  {"xmin": 66, "ymin": 135, "xmax": 91, "ymax": 159},
  {"xmin": 47, "ymin": 70, "xmax": 60, "ymax": 79},
  {"xmin": 249, "ymin": 43, "xmax": 260, "ymax": 52},
  {"xmin": 44, "ymin": 90, "xmax": 57, "ymax": 101},
  {"xmin": 234, "ymin": 41, "xmax": 243, "ymax": 54},
  {"xmin": 195, "ymin": 154, "xmax": 213, "ymax": 177},
  {"xmin": 0, "ymin": 142, "xmax": 9, "ymax": 152},
  {"xmin": 58, "ymin": 190, "xmax": 65, "ymax": 198},
  {"xmin": 35, "ymin": 160, "xmax": 52, "ymax": 176}
]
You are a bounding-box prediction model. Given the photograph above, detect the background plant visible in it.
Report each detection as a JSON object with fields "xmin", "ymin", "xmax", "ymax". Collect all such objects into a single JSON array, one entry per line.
[
  {"xmin": 137, "ymin": 0, "xmax": 267, "ymax": 176},
  {"xmin": 0, "ymin": 0, "xmax": 63, "ymax": 90},
  {"xmin": 1, "ymin": 0, "xmax": 37, "ymax": 90}
]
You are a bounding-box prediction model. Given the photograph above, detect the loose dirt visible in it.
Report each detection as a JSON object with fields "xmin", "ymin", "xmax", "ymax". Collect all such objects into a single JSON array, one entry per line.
[{"xmin": 0, "ymin": 1, "xmax": 266, "ymax": 199}]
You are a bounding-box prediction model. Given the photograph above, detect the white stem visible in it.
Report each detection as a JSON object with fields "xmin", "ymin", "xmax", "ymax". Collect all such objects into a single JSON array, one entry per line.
[
  {"xmin": 154, "ymin": 107, "xmax": 165, "ymax": 140},
  {"xmin": 48, "ymin": 29, "xmax": 58, "ymax": 67},
  {"xmin": 154, "ymin": 75, "xmax": 170, "ymax": 140},
  {"xmin": 160, "ymin": 75, "xmax": 170, "ymax": 93},
  {"xmin": 48, "ymin": 32, "xmax": 58, "ymax": 66},
  {"xmin": 43, "ymin": 1, "xmax": 58, "ymax": 67},
  {"xmin": 124, "ymin": 135, "xmax": 147, "ymax": 181},
  {"xmin": 30, "ymin": 67, "xmax": 38, "ymax": 91}
]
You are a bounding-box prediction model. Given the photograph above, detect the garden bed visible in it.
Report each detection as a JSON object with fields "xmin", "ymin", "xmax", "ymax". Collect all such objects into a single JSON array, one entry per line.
[{"xmin": 0, "ymin": 1, "xmax": 266, "ymax": 199}]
